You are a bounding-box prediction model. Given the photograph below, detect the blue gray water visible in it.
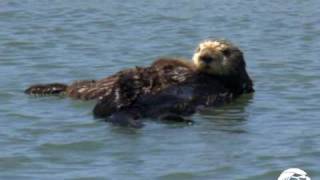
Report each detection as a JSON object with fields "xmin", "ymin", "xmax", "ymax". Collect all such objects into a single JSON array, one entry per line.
[{"xmin": 1, "ymin": 0, "xmax": 320, "ymax": 179}]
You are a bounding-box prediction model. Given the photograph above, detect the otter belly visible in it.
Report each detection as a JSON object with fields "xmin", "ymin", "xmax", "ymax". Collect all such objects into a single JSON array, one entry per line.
[
  {"xmin": 133, "ymin": 79, "xmax": 232, "ymax": 119},
  {"xmin": 136, "ymin": 85, "xmax": 196, "ymax": 118}
]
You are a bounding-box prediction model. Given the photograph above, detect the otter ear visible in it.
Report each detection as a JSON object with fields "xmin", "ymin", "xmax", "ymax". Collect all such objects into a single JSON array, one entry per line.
[
  {"xmin": 221, "ymin": 49, "xmax": 231, "ymax": 57},
  {"xmin": 234, "ymin": 49, "xmax": 246, "ymax": 67}
]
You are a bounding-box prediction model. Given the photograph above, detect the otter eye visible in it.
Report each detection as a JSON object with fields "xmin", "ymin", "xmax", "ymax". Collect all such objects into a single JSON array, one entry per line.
[{"xmin": 222, "ymin": 49, "xmax": 231, "ymax": 56}]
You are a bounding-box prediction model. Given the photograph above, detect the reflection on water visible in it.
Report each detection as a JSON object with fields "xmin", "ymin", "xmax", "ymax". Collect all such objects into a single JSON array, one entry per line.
[{"xmin": 198, "ymin": 94, "xmax": 253, "ymax": 133}]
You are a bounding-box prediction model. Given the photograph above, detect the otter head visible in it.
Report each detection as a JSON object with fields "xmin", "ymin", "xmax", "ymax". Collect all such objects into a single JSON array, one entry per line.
[
  {"xmin": 193, "ymin": 40, "xmax": 245, "ymax": 76},
  {"xmin": 193, "ymin": 40, "xmax": 254, "ymax": 93}
]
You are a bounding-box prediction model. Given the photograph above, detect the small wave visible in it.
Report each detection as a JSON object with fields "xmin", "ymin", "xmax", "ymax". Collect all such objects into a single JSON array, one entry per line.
[{"xmin": 38, "ymin": 140, "xmax": 104, "ymax": 152}]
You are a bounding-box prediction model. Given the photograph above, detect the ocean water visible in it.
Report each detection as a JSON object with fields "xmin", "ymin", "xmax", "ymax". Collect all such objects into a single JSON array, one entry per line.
[{"xmin": 1, "ymin": 0, "xmax": 320, "ymax": 179}]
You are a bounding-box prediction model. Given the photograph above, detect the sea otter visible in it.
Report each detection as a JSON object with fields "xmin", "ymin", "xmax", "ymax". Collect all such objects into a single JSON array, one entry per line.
[{"xmin": 25, "ymin": 40, "xmax": 254, "ymax": 127}]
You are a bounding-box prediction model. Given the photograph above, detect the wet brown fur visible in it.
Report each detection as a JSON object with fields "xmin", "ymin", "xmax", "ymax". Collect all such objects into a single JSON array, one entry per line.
[
  {"xmin": 25, "ymin": 58, "xmax": 195, "ymax": 100},
  {"xmin": 92, "ymin": 40, "xmax": 254, "ymax": 124},
  {"xmin": 25, "ymin": 40, "xmax": 254, "ymax": 127}
]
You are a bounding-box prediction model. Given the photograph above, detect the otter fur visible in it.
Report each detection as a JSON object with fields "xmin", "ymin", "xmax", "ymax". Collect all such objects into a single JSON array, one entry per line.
[
  {"xmin": 25, "ymin": 40, "xmax": 254, "ymax": 127},
  {"xmin": 25, "ymin": 59, "xmax": 195, "ymax": 100}
]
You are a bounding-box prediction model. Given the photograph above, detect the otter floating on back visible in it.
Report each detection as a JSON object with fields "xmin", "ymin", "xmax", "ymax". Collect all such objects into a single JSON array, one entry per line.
[{"xmin": 25, "ymin": 40, "xmax": 254, "ymax": 127}]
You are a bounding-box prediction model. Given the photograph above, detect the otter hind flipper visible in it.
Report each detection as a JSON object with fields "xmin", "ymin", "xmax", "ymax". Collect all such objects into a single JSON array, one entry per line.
[{"xmin": 25, "ymin": 83, "xmax": 68, "ymax": 96}]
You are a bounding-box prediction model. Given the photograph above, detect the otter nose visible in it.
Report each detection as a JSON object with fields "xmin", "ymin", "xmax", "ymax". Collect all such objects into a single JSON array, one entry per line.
[{"xmin": 200, "ymin": 55, "xmax": 213, "ymax": 64}]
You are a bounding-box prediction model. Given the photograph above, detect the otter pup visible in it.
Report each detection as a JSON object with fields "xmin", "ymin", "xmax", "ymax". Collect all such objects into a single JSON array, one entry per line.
[
  {"xmin": 25, "ymin": 40, "xmax": 254, "ymax": 127},
  {"xmin": 25, "ymin": 59, "xmax": 196, "ymax": 100}
]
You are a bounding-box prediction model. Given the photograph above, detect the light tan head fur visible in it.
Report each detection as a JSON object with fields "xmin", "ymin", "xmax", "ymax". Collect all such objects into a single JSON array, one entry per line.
[{"xmin": 192, "ymin": 40, "xmax": 244, "ymax": 75}]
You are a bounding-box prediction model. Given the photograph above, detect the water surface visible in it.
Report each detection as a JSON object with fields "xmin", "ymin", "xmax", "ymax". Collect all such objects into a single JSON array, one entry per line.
[{"xmin": 1, "ymin": 0, "xmax": 320, "ymax": 179}]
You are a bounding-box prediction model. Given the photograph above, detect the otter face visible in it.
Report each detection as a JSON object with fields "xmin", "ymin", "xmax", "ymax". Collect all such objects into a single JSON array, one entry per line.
[{"xmin": 192, "ymin": 40, "xmax": 245, "ymax": 76}]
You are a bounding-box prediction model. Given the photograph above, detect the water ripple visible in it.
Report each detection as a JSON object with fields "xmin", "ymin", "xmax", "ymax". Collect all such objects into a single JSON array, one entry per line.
[{"xmin": 1, "ymin": 0, "xmax": 320, "ymax": 179}]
